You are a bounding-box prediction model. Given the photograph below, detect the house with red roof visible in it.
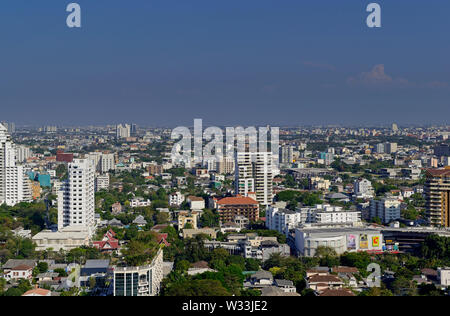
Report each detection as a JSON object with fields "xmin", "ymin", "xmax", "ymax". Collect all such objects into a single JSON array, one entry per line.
[{"xmin": 93, "ymin": 229, "xmax": 120, "ymax": 253}]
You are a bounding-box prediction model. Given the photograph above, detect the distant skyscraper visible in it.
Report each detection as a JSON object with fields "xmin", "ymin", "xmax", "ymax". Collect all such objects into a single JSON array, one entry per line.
[
  {"xmin": 434, "ymin": 144, "xmax": 450, "ymax": 158},
  {"xmin": 385, "ymin": 142, "xmax": 398, "ymax": 154},
  {"xmin": 279, "ymin": 145, "xmax": 294, "ymax": 165},
  {"xmin": 57, "ymin": 159, "xmax": 96, "ymax": 237},
  {"xmin": 235, "ymin": 152, "xmax": 273, "ymax": 206},
  {"xmin": 375, "ymin": 143, "xmax": 385, "ymax": 154},
  {"xmin": 116, "ymin": 124, "xmax": 131, "ymax": 139},
  {"xmin": 0, "ymin": 124, "xmax": 32, "ymax": 206},
  {"xmin": 392, "ymin": 123, "xmax": 399, "ymax": 133},
  {"xmin": 1, "ymin": 122, "xmax": 15, "ymax": 134},
  {"xmin": 131, "ymin": 124, "xmax": 138, "ymax": 136}
]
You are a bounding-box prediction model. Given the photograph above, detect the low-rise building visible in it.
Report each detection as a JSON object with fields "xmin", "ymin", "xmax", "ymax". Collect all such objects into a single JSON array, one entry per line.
[{"xmin": 113, "ymin": 249, "xmax": 163, "ymax": 296}]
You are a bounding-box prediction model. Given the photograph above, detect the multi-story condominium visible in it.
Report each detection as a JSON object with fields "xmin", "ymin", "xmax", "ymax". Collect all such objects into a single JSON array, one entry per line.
[
  {"xmin": 279, "ymin": 145, "xmax": 294, "ymax": 165},
  {"xmin": 116, "ymin": 124, "xmax": 131, "ymax": 139},
  {"xmin": 1, "ymin": 122, "xmax": 15, "ymax": 134},
  {"xmin": 354, "ymin": 178, "xmax": 375, "ymax": 199},
  {"xmin": 216, "ymin": 156, "xmax": 235, "ymax": 175},
  {"xmin": 16, "ymin": 145, "xmax": 32, "ymax": 163},
  {"xmin": 169, "ymin": 191, "xmax": 184, "ymax": 207},
  {"xmin": 375, "ymin": 143, "xmax": 385, "ymax": 154},
  {"xmin": 385, "ymin": 142, "xmax": 398, "ymax": 154},
  {"xmin": 266, "ymin": 208, "xmax": 302, "ymax": 235},
  {"xmin": 57, "ymin": 159, "xmax": 96, "ymax": 237},
  {"xmin": 177, "ymin": 211, "xmax": 199, "ymax": 230},
  {"xmin": 266, "ymin": 205, "xmax": 361, "ymax": 235},
  {"xmin": 425, "ymin": 167, "xmax": 450, "ymax": 227},
  {"xmin": 95, "ymin": 174, "xmax": 110, "ymax": 192},
  {"xmin": 113, "ymin": 249, "xmax": 163, "ymax": 296},
  {"xmin": 235, "ymin": 152, "xmax": 273, "ymax": 206},
  {"xmin": 87, "ymin": 152, "xmax": 115, "ymax": 174},
  {"xmin": 217, "ymin": 196, "xmax": 260, "ymax": 223},
  {"xmin": 0, "ymin": 124, "xmax": 32, "ymax": 206},
  {"xmin": 100, "ymin": 153, "xmax": 115, "ymax": 173},
  {"xmin": 369, "ymin": 197, "xmax": 401, "ymax": 224}
]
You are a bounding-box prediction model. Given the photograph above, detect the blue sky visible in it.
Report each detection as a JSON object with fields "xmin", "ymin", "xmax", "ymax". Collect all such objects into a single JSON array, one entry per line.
[{"xmin": 0, "ymin": 0, "xmax": 449, "ymax": 126}]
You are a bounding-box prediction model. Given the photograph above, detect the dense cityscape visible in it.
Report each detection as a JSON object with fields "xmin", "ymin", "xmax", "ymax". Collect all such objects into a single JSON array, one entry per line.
[{"xmin": 0, "ymin": 121, "xmax": 449, "ymax": 297}]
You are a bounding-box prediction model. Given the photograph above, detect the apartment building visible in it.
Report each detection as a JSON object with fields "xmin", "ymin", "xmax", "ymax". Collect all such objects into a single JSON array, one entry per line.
[
  {"xmin": 425, "ymin": 167, "xmax": 450, "ymax": 227},
  {"xmin": 369, "ymin": 197, "xmax": 401, "ymax": 224},
  {"xmin": 57, "ymin": 159, "xmax": 96, "ymax": 237},
  {"xmin": 216, "ymin": 156, "xmax": 235, "ymax": 174},
  {"xmin": 113, "ymin": 249, "xmax": 163, "ymax": 296},
  {"xmin": 0, "ymin": 124, "xmax": 32, "ymax": 206},
  {"xmin": 235, "ymin": 152, "xmax": 273, "ymax": 206},
  {"xmin": 217, "ymin": 196, "xmax": 260, "ymax": 223}
]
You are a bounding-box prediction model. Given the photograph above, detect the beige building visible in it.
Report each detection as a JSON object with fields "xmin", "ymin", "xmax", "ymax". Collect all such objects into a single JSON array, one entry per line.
[
  {"xmin": 177, "ymin": 211, "xmax": 199, "ymax": 230},
  {"xmin": 425, "ymin": 167, "xmax": 450, "ymax": 227}
]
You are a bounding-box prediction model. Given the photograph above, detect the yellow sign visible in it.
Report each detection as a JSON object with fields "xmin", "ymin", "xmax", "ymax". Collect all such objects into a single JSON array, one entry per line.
[{"xmin": 372, "ymin": 236, "xmax": 380, "ymax": 247}]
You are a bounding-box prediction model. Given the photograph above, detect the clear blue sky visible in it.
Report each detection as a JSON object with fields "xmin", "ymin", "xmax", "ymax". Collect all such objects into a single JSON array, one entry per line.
[{"xmin": 1, "ymin": 0, "xmax": 449, "ymax": 126}]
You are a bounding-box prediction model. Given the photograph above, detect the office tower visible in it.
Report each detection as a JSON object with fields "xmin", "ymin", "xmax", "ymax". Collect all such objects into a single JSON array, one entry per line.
[
  {"xmin": 425, "ymin": 167, "xmax": 450, "ymax": 227},
  {"xmin": 57, "ymin": 159, "xmax": 96, "ymax": 237},
  {"xmin": 279, "ymin": 145, "xmax": 294, "ymax": 165},
  {"xmin": 0, "ymin": 124, "xmax": 32, "ymax": 206},
  {"xmin": 369, "ymin": 197, "xmax": 401, "ymax": 224},
  {"xmin": 116, "ymin": 124, "xmax": 131, "ymax": 139},
  {"xmin": 235, "ymin": 152, "xmax": 273, "ymax": 206}
]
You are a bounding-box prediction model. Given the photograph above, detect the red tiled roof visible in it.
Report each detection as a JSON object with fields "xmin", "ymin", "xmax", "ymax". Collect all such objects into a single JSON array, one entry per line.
[
  {"xmin": 320, "ymin": 289, "xmax": 355, "ymax": 296},
  {"xmin": 426, "ymin": 167, "xmax": 450, "ymax": 177},
  {"xmin": 308, "ymin": 274, "xmax": 342, "ymax": 283},
  {"xmin": 157, "ymin": 233, "xmax": 170, "ymax": 246},
  {"xmin": 188, "ymin": 196, "xmax": 204, "ymax": 201},
  {"xmin": 22, "ymin": 288, "xmax": 51, "ymax": 296},
  {"xmin": 12, "ymin": 265, "xmax": 33, "ymax": 271},
  {"xmin": 217, "ymin": 196, "xmax": 258, "ymax": 205}
]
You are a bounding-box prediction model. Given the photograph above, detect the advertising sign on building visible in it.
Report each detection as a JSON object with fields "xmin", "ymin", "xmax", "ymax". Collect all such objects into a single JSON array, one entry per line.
[
  {"xmin": 347, "ymin": 234, "xmax": 356, "ymax": 250},
  {"xmin": 359, "ymin": 234, "xmax": 368, "ymax": 249}
]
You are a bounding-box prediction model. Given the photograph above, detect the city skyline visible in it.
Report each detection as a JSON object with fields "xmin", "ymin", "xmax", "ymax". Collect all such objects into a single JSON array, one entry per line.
[{"xmin": 1, "ymin": 0, "xmax": 449, "ymax": 126}]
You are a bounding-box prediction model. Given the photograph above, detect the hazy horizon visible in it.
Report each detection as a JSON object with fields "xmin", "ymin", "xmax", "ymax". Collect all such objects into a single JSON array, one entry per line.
[{"xmin": 1, "ymin": 0, "xmax": 449, "ymax": 126}]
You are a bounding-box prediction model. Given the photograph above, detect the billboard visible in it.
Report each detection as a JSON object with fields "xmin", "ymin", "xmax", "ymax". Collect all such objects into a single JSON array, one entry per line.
[
  {"xmin": 347, "ymin": 234, "xmax": 356, "ymax": 250},
  {"xmin": 372, "ymin": 236, "xmax": 380, "ymax": 248},
  {"xmin": 359, "ymin": 234, "xmax": 368, "ymax": 249}
]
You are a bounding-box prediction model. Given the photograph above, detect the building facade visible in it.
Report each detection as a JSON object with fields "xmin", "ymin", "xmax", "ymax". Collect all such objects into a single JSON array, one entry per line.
[
  {"xmin": 235, "ymin": 152, "xmax": 273, "ymax": 206},
  {"xmin": 113, "ymin": 249, "xmax": 163, "ymax": 296},
  {"xmin": 425, "ymin": 168, "xmax": 450, "ymax": 227},
  {"xmin": 57, "ymin": 159, "xmax": 96, "ymax": 237},
  {"xmin": 0, "ymin": 124, "xmax": 32, "ymax": 206}
]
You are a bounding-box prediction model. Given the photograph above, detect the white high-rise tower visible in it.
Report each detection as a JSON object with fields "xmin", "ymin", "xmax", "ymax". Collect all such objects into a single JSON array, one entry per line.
[
  {"xmin": 0, "ymin": 124, "xmax": 32, "ymax": 206},
  {"xmin": 57, "ymin": 158, "xmax": 96, "ymax": 237},
  {"xmin": 235, "ymin": 152, "xmax": 273, "ymax": 206}
]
